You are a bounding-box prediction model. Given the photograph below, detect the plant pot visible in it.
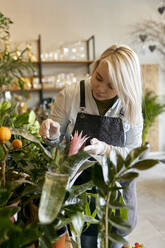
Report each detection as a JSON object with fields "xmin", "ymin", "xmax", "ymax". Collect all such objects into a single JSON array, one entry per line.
[
  {"xmin": 52, "ymin": 226, "xmax": 74, "ymax": 248},
  {"xmin": 52, "ymin": 232, "xmax": 66, "ymax": 248},
  {"xmin": 52, "ymin": 226, "xmax": 67, "ymax": 248}
]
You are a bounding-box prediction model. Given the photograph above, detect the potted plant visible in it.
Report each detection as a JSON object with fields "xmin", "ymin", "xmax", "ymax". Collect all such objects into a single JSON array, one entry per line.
[{"xmin": 142, "ymin": 91, "xmax": 165, "ymax": 145}]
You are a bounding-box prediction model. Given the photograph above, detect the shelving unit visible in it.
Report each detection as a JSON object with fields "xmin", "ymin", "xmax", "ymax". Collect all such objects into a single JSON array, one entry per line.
[
  {"xmin": 9, "ymin": 35, "xmax": 96, "ymax": 109},
  {"xmin": 36, "ymin": 34, "xmax": 96, "ymax": 105}
]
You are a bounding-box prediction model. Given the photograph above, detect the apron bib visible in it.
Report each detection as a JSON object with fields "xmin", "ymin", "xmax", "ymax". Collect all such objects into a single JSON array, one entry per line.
[{"xmin": 72, "ymin": 80, "xmax": 125, "ymax": 147}]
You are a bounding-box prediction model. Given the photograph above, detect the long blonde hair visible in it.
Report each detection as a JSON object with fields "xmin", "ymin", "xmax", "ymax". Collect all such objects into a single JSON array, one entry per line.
[{"xmin": 92, "ymin": 45, "xmax": 143, "ymax": 126}]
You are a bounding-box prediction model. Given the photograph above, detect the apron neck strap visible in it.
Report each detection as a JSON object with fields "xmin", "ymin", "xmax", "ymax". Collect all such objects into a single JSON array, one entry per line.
[{"xmin": 80, "ymin": 80, "xmax": 86, "ymax": 111}]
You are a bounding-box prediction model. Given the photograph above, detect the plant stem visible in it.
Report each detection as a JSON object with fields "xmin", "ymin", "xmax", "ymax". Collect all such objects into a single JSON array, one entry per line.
[
  {"xmin": 1, "ymin": 143, "xmax": 8, "ymax": 186},
  {"xmin": 77, "ymin": 237, "xmax": 81, "ymax": 248},
  {"xmin": 105, "ymin": 190, "xmax": 111, "ymax": 248},
  {"xmin": 54, "ymin": 147, "xmax": 58, "ymax": 161}
]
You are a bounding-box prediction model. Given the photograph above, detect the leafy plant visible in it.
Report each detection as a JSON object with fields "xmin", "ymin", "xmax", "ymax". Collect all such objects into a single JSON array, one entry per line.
[
  {"xmin": 0, "ymin": 101, "xmax": 98, "ymax": 247},
  {"xmin": 142, "ymin": 91, "xmax": 165, "ymax": 144},
  {"xmin": 0, "ymin": 12, "xmax": 12, "ymax": 41},
  {"xmin": 0, "ymin": 100, "xmax": 160, "ymax": 248},
  {"xmin": 91, "ymin": 146, "xmax": 159, "ymax": 248},
  {"xmin": 0, "ymin": 11, "xmax": 34, "ymax": 92}
]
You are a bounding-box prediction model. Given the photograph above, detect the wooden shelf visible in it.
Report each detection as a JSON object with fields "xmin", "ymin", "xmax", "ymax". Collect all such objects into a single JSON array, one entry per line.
[
  {"xmin": 9, "ymin": 87, "xmax": 64, "ymax": 92},
  {"xmin": 33, "ymin": 60, "xmax": 94, "ymax": 65},
  {"xmin": 9, "ymin": 88, "xmax": 41, "ymax": 92},
  {"xmin": 43, "ymin": 87, "xmax": 64, "ymax": 91}
]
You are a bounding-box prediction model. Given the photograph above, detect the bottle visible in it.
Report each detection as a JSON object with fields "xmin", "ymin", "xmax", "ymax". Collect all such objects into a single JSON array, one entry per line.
[{"xmin": 39, "ymin": 171, "xmax": 69, "ymax": 224}]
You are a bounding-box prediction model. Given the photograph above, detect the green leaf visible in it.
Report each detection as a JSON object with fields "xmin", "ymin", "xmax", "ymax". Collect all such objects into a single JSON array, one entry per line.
[
  {"xmin": 39, "ymin": 236, "xmax": 53, "ymax": 248},
  {"xmin": 11, "ymin": 127, "xmax": 52, "ymax": 159},
  {"xmin": 108, "ymin": 232, "xmax": 129, "ymax": 246},
  {"xmin": 70, "ymin": 211, "xmax": 85, "ymax": 236},
  {"xmin": 0, "ymin": 206, "xmax": 20, "ymax": 218},
  {"xmin": 109, "ymin": 215, "xmax": 131, "ymax": 232},
  {"xmin": 0, "ymin": 216, "xmax": 21, "ymax": 237},
  {"xmin": 92, "ymin": 163, "xmax": 107, "ymax": 197},
  {"xmin": 107, "ymin": 157, "xmax": 116, "ymax": 181},
  {"xmin": 19, "ymin": 184, "xmax": 38, "ymax": 198},
  {"xmin": 116, "ymin": 152, "xmax": 125, "ymax": 173},
  {"xmin": 66, "ymin": 182, "xmax": 94, "ymax": 203},
  {"xmin": 83, "ymin": 215, "xmax": 99, "ymax": 224},
  {"xmin": 124, "ymin": 145, "xmax": 149, "ymax": 168},
  {"xmin": 91, "ymin": 154, "xmax": 110, "ymax": 184},
  {"xmin": 62, "ymin": 203, "xmax": 84, "ymax": 216},
  {"xmin": 64, "ymin": 151, "xmax": 92, "ymax": 187},
  {"xmin": 0, "ymin": 100, "xmax": 11, "ymax": 113},
  {"xmin": 85, "ymin": 197, "xmax": 91, "ymax": 216},
  {"xmin": 0, "ymin": 188, "xmax": 12, "ymax": 206},
  {"xmin": 0, "ymin": 101, "xmax": 12, "ymax": 126},
  {"xmin": 8, "ymin": 178, "xmax": 35, "ymax": 192},
  {"xmin": 14, "ymin": 112, "xmax": 29, "ymax": 128},
  {"xmin": 132, "ymin": 159, "xmax": 159, "ymax": 170},
  {"xmin": 119, "ymin": 195, "xmax": 128, "ymax": 221},
  {"xmin": 120, "ymin": 172, "xmax": 139, "ymax": 181},
  {"xmin": 2, "ymin": 224, "xmax": 41, "ymax": 248},
  {"xmin": 28, "ymin": 110, "xmax": 36, "ymax": 125},
  {"xmin": 108, "ymin": 201, "xmax": 127, "ymax": 210},
  {"xmin": 40, "ymin": 222, "xmax": 59, "ymax": 243}
]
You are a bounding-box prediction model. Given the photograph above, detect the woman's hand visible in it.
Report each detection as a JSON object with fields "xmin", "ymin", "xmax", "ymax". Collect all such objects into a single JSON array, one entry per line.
[
  {"xmin": 39, "ymin": 119, "xmax": 61, "ymax": 140},
  {"xmin": 84, "ymin": 138, "xmax": 111, "ymax": 155}
]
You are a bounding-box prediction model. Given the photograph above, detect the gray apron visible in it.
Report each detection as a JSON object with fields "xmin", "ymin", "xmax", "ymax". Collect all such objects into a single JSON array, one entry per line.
[{"xmin": 71, "ymin": 81, "xmax": 136, "ymax": 245}]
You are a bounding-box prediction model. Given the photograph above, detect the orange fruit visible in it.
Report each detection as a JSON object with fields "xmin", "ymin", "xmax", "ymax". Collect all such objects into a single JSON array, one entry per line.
[
  {"xmin": 0, "ymin": 126, "xmax": 11, "ymax": 143},
  {"xmin": 12, "ymin": 139, "xmax": 22, "ymax": 149}
]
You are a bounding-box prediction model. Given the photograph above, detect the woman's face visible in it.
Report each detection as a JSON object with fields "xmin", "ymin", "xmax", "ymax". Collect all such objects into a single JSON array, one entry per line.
[{"xmin": 91, "ymin": 60, "xmax": 117, "ymax": 101}]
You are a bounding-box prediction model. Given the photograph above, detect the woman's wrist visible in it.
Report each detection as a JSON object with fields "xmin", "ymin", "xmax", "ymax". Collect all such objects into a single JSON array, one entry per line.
[{"xmin": 105, "ymin": 144, "xmax": 111, "ymax": 155}]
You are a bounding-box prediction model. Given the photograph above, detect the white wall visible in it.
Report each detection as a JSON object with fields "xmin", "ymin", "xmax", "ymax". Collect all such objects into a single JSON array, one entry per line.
[
  {"xmin": 0, "ymin": 0, "xmax": 159, "ymax": 55},
  {"xmin": 1, "ymin": 0, "xmax": 165, "ymax": 151}
]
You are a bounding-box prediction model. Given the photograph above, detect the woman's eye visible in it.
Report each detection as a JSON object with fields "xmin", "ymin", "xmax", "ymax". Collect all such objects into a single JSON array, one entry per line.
[
  {"xmin": 96, "ymin": 75, "xmax": 102, "ymax": 81},
  {"xmin": 108, "ymin": 84, "xmax": 113, "ymax": 89}
]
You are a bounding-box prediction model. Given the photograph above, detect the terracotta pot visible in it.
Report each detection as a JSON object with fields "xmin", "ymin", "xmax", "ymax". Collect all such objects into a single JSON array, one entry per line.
[{"xmin": 52, "ymin": 233, "xmax": 66, "ymax": 248}]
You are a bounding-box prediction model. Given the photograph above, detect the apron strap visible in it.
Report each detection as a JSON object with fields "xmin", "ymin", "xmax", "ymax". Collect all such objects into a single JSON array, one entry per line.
[{"xmin": 80, "ymin": 80, "xmax": 86, "ymax": 111}]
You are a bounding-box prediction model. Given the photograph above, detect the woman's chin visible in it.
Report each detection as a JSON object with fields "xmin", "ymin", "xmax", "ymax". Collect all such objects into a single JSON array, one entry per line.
[
  {"xmin": 94, "ymin": 93, "xmax": 104, "ymax": 100},
  {"xmin": 95, "ymin": 94, "xmax": 108, "ymax": 101}
]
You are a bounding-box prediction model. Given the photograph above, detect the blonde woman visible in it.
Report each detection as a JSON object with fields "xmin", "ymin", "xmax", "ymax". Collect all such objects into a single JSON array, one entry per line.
[{"xmin": 40, "ymin": 45, "xmax": 143, "ymax": 248}]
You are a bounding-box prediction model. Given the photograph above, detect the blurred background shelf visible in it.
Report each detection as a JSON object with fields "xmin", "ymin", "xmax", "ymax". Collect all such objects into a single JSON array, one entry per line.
[
  {"xmin": 33, "ymin": 60, "xmax": 94, "ymax": 64},
  {"xmin": 10, "ymin": 87, "xmax": 64, "ymax": 92}
]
